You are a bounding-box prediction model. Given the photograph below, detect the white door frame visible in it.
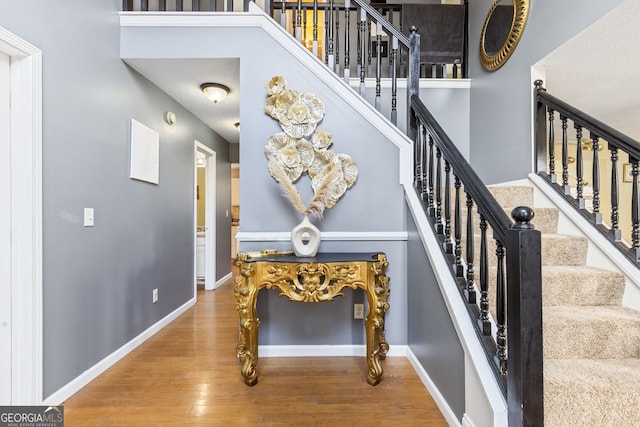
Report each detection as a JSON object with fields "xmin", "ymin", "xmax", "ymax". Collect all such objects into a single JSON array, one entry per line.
[
  {"xmin": 194, "ymin": 142, "xmax": 217, "ymax": 291},
  {"xmin": 0, "ymin": 26, "xmax": 43, "ymax": 404}
]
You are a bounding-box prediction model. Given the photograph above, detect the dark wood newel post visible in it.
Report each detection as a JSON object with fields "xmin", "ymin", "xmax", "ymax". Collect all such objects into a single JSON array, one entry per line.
[
  {"xmin": 407, "ymin": 27, "xmax": 420, "ymax": 141},
  {"xmin": 534, "ymin": 80, "xmax": 548, "ymax": 176},
  {"xmin": 506, "ymin": 206, "xmax": 543, "ymax": 427}
]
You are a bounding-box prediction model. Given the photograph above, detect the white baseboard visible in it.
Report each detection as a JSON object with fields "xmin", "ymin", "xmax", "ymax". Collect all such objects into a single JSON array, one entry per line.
[
  {"xmin": 215, "ymin": 272, "xmax": 233, "ymax": 289},
  {"xmin": 406, "ymin": 347, "xmax": 461, "ymax": 427},
  {"xmin": 259, "ymin": 344, "xmax": 406, "ymax": 358},
  {"xmin": 43, "ymin": 297, "xmax": 196, "ymax": 405}
]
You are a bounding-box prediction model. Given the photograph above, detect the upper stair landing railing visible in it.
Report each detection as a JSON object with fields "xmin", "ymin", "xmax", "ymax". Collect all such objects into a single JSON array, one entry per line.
[
  {"xmin": 272, "ymin": 1, "xmax": 468, "ymax": 81},
  {"xmin": 535, "ymin": 80, "xmax": 640, "ymax": 266},
  {"xmin": 271, "ymin": 0, "xmax": 418, "ymax": 126},
  {"xmin": 410, "ymin": 94, "xmax": 544, "ymax": 427}
]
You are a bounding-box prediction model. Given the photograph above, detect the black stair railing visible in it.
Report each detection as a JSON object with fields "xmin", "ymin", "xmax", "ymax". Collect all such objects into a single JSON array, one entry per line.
[
  {"xmin": 410, "ymin": 94, "xmax": 544, "ymax": 427},
  {"xmin": 535, "ymin": 80, "xmax": 640, "ymax": 265}
]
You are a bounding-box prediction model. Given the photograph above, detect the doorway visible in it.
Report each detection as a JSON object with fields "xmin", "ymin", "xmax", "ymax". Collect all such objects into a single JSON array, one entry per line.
[
  {"xmin": 0, "ymin": 26, "xmax": 43, "ymax": 404},
  {"xmin": 194, "ymin": 142, "xmax": 217, "ymax": 292}
]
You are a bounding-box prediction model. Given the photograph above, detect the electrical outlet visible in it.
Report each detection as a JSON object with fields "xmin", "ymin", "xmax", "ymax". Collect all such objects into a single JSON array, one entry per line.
[
  {"xmin": 354, "ymin": 303, "xmax": 364, "ymax": 319},
  {"xmin": 152, "ymin": 288, "xmax": 158, "ymax": 304}
]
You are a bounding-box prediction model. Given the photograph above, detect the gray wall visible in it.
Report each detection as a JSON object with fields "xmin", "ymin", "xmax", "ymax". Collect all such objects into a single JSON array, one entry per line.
[
  {"xmin": 468, "ymin": 0, "xmax": 625, "ymax": 184},
  {"xmin": 121, "ymin": 22, "xmax": 409, "ymax": 345},
  {"xmin": 406, "ymin": 207, "xmax": 465, "ymax": 420},
  {"xmin": 0, "ymin": 0, "xmax": 232, "ymax": 398}
]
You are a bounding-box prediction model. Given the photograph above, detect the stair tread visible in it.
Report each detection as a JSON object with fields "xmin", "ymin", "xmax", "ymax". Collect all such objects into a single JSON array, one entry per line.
[
  {"xmin": 545, "ymin": 359, "xmax": 640, "ymax": 426},
  {"xmin": 545, "ymin": 358, "xmax": 640, "ymax": 388},
  {"xmin": 544, "ymin": 305, "xmax": 640, "ymax": 322}
]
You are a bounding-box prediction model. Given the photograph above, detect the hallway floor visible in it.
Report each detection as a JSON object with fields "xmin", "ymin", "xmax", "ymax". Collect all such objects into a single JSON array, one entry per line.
[{"xmin": 63, "ymin": 275, "xmax": 447, "ymax": 426}]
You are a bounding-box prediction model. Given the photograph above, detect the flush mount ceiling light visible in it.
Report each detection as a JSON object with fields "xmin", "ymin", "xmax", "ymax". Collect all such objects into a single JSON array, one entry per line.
[{"xmin": 200, "ymin": 83, "xmax": 230, "ymax": 103}]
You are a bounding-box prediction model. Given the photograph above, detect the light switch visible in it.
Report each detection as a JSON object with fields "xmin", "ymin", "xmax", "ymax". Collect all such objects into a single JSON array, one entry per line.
[{"xmin": 84, "ymin": 208, "xmax": 94, "ymax": 227}]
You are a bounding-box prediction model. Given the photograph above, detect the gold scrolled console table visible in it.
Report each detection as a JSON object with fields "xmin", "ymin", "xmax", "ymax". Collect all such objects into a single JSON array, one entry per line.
[{"xmin": 233, "ymin": 251, "xmax": 390, "ymax": 386}]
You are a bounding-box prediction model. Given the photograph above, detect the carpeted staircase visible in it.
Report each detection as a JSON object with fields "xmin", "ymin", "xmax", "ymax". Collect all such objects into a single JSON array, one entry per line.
[{"xmin": 488, "ymin": 185, "xmax": 640, "ymax": 427}]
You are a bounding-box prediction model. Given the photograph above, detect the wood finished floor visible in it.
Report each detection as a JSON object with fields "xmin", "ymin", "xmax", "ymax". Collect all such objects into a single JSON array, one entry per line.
[{"xmin": 63, "ymin": 274, "xmax": 447, "ymax": 426}]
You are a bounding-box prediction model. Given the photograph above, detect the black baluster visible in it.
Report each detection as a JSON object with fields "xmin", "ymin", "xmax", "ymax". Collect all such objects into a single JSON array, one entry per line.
[
  {"xmin": 421, "ymin": 127, "xmax": 428, "ymax": 200},
  {"xmin": 324, "ymin": 10, "xmax": 329, "ymax": 64},
  {"xmin": 548, "ymin": 108, "xmax": 556, "ymax": 183},
  {"xmin": 575, "ymin": 126, "xmax": 585, "ymax": 209},
  {"xmin": 414, "ymin": 118, "xmax": 422, "ymax": 189},
  {"xmin": 176, "ymin": 0, "xmax": 182, "ymax": 11},
  {"xmin": 303, "ymin": 6, "xmax": 307, "ymax": 46},
  {"xmin": 561, "ymin": 115, "xmax": 570, "ymax": 195},
  {"xmin": 436, "ymin": 147, "xmax": 443, "ymax": 234},
  {"xmin": 367, "ymin": 21, "xmax": 372, "ymax": 76},
  {"xmin": 375, "ymin": 21, "xmax": 382, "ymax": 111},
  {"xmin": 192, "ymin": 0, "xmax": 199, "ymax": 11},
  {"xmin": 610, "ymin": 146, "xmax": 621, "ymax": 241},
  {"xmin": 388, "ymin": 10, "xmax": 394, "ymax": 76},
  {"xmin": 632, "ymin": 160, "xmax": 640, "ymax": 261},
  {"xmin": 335, "ymin": 9, "xmax": 340, "ymax": 71},
  {"xmin": 356, "ymin": 7, "xmax": 361, "ymax": 72},
  {"xmin": 344, "ymin": 0, "xmax": 350, "ymax": 82},
  {"xmin": 591, "ymin": 133, "xmax": 603, "ymax": 224},
  {"xmin": 358, "ymin": 7, "xmax": 366, "ymax": 96},
  {"xmin": 141, "ymin": 0, "xmax": 149, "ymax": 11},
  {"xmin": 479, "ymin": 216, "xmax": 489, "ymax": 333},
  {"xmin": 390, "ymin": 36, "xmax": 398, "ymax": 125},
  {"xmin": 496, "ymin": 241, "xmax": 507, "ymax": 375},
  {"xmin": 328, "ymin": 0, "xmax": 335, "ymax": 70},
  {"xmin": 427, "ymin": 134, "xmax": 435, "ymax": 215},
  {"xmin": 313, "ymin": 0, "xmax": 318, "ymax": 57},
  {"xmin": 454, "ymin": 175, "xmax": 463, "ymax": 277},
  {"xmin": 465, "ymin": 193, "xmax": 475, "ymax": 297},
  {"xmin": 296, "ymin": 0, "xmax": 302, "ymax": 41},
  {"xmin": 444, "ymin": 160, "xmax": 452, "ymax": 254}
]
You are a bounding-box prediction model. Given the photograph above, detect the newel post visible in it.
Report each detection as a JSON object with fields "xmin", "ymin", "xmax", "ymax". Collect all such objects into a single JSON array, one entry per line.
[
  {"xmin": 407, "ymin": 26, "xmax": 420, "ymax": 142},
  {"xmin": 505, "ymin": 206, "xmax": 543, "ymax": 427},
  {"xmin": 534, "ymin": 80, "xmax": 548, "ymax": 176}
]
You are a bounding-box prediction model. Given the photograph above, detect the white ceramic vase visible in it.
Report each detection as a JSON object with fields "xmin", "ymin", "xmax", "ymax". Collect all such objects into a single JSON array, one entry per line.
[{"xmin": 291, "ymin": 214, "xmax": 321, "ymax": 257}]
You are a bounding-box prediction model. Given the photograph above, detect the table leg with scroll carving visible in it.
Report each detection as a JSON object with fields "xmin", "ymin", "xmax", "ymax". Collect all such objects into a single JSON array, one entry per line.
[
  {"xmin": 233, "ymin": 262, "xmax": 261, "ymax": 386},
  {"xmin": 364, "ymin": 255, "xmax": 390, "ymax": 385},
  {"xmin": 375, "ymin": 257, "xmax": 390, "ymax": 361}
]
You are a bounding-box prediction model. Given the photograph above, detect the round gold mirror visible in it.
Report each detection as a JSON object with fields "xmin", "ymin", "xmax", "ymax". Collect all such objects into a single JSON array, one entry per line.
[{"xmin": 480, "ymin": 0, "xmax": 529, "ymax": 71}]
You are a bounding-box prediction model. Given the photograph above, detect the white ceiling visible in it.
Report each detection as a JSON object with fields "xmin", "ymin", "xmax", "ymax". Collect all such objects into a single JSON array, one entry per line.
[
  {"xmin": 124, "ymin": 57, "xmax": 241, "ymax": 144},
  {"xmin": 536, "ymin": 0, "xmax": 640, "ymax": 141},
  {"xmin": 124, "ymin": 0, "xmax": 640, "ymax": 147}
]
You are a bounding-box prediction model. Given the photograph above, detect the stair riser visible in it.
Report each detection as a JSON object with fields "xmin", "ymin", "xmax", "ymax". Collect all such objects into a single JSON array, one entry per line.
[{"xmin": 541, "ymin": 270, "xmax": 625, "ymax": 306}]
